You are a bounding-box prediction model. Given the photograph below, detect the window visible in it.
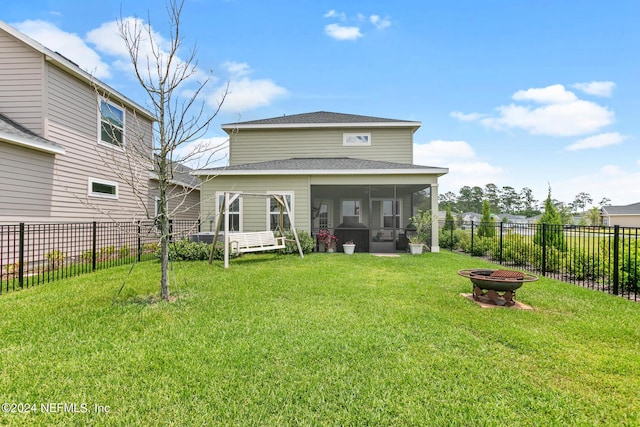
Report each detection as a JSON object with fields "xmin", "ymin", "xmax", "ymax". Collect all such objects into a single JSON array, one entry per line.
[
  {"xmin": 382, "ymin": 200, "xmax": 401, "ymax": 228},
  {"xmin": 99, "ymin": 99, "xmax": 125, "ymax": 148},
  {"xmin": 268, "ymin": 192, "xmax": 293, "ymax": 231},
  {"xmin": 88, "ymin": 178, "xmax": 118, "ymax": 199},
  {"xmin": 341, "ymin": 200, "xmax": 361, "ymax": 226},
  {"xmin": 217, "ymin": 192, "xmax": 242, "ymax": 232},
  {"xmin": 343, "ymin": 133, "xmax": 371, "ymax": 146}
]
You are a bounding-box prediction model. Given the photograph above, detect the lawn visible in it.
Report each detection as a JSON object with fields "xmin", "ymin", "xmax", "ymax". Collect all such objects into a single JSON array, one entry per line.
[{"xmin": 1, "ymin": 251, "xmax": 639, "ymax": 426}]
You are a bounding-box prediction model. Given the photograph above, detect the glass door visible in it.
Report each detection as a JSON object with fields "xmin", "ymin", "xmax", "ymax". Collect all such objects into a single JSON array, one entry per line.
[{"xmin": 370, "ymin": 198, "xmax": 399, "ymax": 253}]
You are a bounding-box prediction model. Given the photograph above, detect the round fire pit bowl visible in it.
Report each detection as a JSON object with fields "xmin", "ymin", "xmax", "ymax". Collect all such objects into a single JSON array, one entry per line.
[{"xmin": 458, "ymin": 268, "xmax": 538, "ymax": 306}]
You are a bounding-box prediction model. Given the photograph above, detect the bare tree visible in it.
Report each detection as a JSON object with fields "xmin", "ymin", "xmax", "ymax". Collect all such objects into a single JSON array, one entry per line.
[{"xmin": 115, "ymin": 0, "xmax": 226, "ymax": 300}]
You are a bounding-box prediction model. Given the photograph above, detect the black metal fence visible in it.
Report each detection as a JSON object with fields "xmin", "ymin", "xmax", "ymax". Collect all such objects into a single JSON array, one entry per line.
[
  {"xmin": 0, "ymin": 220, "xmax": 199, "ymax": 294},
  {"xmin": 440, "ymin": 221, "xmax": 639, "ymax": 301}
]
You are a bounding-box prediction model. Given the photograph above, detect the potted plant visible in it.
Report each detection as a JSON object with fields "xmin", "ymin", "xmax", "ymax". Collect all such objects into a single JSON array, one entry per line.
[
  {"xmin": 317, "ymin": 229, "xmax": 338, "ymax": 253},
  {"xmin": 342, "ymin": 240, "xmax": 356, "ymax": 255},
  {"xmin": 408, "ymin": 209, "xmax": 432, "ymax": 255}
]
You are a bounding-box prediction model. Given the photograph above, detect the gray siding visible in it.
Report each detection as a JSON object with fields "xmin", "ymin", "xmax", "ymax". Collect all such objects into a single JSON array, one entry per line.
[
  {"xmin": 148, "ymin": 182, "xmax": 201, "ymax": 222},
  {"xmin": 0, "ymin": 30, "xmax": 44, "ymax": 135},
  {"xmin": 230, "ymin": 128, "xmax": 414, "ymax": 165},
  {"xmin": 0, "ymin": 142, "xmax": 54, "ymax": 217},
  {"xmin": 200, "ymin": 175, "xmax": 310, "ymax": 232},
  {"xmin": 44, "ymin": 64, "xmax": 153, "ymax": 221}
]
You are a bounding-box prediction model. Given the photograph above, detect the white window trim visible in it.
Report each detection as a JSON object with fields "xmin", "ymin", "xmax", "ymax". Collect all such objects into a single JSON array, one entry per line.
[
  {"xmin": 341, "ymin": 199, "xmax": 362, "ymax": 223},
  {"xmin": 343, "ymin": 133, "xmax": 371, "ymax": 146},
  {"xmin": 381, "ymin": 200, "xmax": 402, "ymax": 228},
  {"xmin": 266, "ymin": 191, "xmax": 294, "ymax": 231},
  {"xmin": 88, "ymin": 177, "xmax": 119, "ymax": 199},
  {"xmin": 216, "ymin": 191, "xmax": 243, "ymax": 232},
  {"xmin": 98, "ymin": 98, "xmax": 126, "ymax": 151}
]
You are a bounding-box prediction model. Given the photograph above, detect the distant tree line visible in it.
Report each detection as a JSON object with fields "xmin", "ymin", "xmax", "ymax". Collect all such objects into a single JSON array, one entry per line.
[{"xmin": 439, "ymin": 184, "xmax": 611, "ymax": 221}]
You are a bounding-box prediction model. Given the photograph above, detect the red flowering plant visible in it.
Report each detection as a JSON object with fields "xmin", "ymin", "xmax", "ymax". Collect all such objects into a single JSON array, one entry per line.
[{"xmin": 317, "ymin": 228, "xmax": 338, "ymax": 250}]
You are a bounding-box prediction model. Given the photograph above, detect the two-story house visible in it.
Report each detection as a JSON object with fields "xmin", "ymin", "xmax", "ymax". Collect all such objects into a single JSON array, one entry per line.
[
  {"xmin": 195, "ymin": 111, "xmax": 448, "ymax": 253},
  {"xmin": 0, "ymin": 20, "xmax": 201, "ymax": 224}
]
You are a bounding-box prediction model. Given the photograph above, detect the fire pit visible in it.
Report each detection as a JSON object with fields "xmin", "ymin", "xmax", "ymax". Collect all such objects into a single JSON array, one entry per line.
[{"xmin": 458, "ymin": 268, "xmax": 538, "ymax": 306}]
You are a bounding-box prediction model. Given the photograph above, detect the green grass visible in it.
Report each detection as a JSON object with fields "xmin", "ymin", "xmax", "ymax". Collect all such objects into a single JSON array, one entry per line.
[{"xmin": 1, "ymin": 251, "xmax": 639, "ymax": 426}]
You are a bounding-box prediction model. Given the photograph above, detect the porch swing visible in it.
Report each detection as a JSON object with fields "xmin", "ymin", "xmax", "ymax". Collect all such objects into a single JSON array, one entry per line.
[{"xmin": 207, "ymin": 191, "xmax": 304, "ymax": 268}]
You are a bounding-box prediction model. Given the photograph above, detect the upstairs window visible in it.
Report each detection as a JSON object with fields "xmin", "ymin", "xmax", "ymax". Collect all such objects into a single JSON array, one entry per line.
[
  {"xmin": 343, "ymin": 133, "xmax": 371, "ymax": 146},
  {"xmin": 99, "ymin": 99, "xmax": 125, "ymax": 148}
]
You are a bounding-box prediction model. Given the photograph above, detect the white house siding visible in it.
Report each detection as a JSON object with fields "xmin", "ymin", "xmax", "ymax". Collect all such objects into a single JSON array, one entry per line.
[
  {"xmin": 45, "ymin": 64, "xmax": 152, "ymax": 222},
  {"xmin": 229, "ymin": 128, "xmax": 414, "ymax": 165},
  {"xmin": 0, "ymin": 30, "xmax": 44, "ymax": 135},
  {"xmin": 200, "ymin": 175, "xmax": 310, "ymax": 233},
  {"xmin": 0, "ymin": 143, "xmax": 55, "ymax": 219}
]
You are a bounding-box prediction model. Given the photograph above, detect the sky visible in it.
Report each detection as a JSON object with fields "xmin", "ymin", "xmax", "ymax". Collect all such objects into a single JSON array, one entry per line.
[{"xmin": 3, "ymin": 0, "xmax": 640, "ymax": 208}]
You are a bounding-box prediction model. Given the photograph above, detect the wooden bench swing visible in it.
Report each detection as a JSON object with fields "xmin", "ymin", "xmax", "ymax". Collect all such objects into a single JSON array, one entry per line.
[{"xmin": 207, "ymin": 192, "xmax": 304, "ymax": 268}]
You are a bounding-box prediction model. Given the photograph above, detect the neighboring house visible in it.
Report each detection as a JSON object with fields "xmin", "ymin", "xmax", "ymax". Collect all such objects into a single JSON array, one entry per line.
[
  {"xmin": 601, "ymin": 202, "xmax": 640, "ymax": 227},
  {"xmin": 194, "ymin": 111, "xmax": 448, "ymax": 253},
  {"xmin": 0, "ymin": 20, "xmax": 199, "ymax": 224},
  {"xmin": 148, "ymin": 160, "xmax": 201, "ymax": 222},
  {"xmin": 496, "ymin": 213, "xmax": 528, "ymax": 225}
]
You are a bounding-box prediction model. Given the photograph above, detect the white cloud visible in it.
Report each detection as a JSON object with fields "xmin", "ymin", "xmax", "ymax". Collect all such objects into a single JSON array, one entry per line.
[
  {"xmin": 555, "ymin": 164, "xmax": 640, "ymax": 206},
  {"xmin": 324, "ymin": 23, "xmax": 363, "ymax": 41},
  {"xmin": 211, "ymin": 62, "xmax": 288, "ymax": 113},
  {"xmin": 414, "ymin": 140, "xmax": 503, "ymax": 191},
  {"xmin": 370, "ymin": 15, "xmax": 391, "ymax": 30},
  {"xmin": 324, "ymin": 10, "xmax": 346, "ymax": 21},
  {"xmin": 512, "ymin": 84, "xmax": 577, "ymax": 104},
  {"xmin": 457, "ymin": 84, "xmax": 616, "ymax": 137},
  {"xmin": 222, "ymin": 61, "xmax": 251, "ymax": 78},
  {"xmin": 481, "ymin": 99, "xmax": 614, "ymax": 137},
  {"xmin": 173, "ymin": 136, "xmax": 229, "ymax": 169},
  {"xmin": 450, "ymin": 111, "xmax": 485, "ymax": 122},
  {"xmin": 572, "ymin": 81, "xmax": 615, "ymax": 97},
  {"xmin": 13, "ymin": 19, "xmax": 111, "ymax": 79},
  {"xmin": 566, "ymin": 132, "xmax": 625, "ymax": 151}
]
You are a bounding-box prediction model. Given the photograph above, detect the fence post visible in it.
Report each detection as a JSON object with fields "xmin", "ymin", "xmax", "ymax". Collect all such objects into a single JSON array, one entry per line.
[
  {"xmin": 18, "ymin": 223, "xmax": 25, "ymax": 289},
  {"xmin": 499, "ymin": 222, "xmax": 504, "ymax": 264},
  {"xmin": 613, "ymin": 225, "xmax": 619, "ymax": 295},
  {"xmin": 137, "ymin": 221, "xmax": 142, "ymax": 262},
  {"xmin": 92, "ymin": 221, "xmax": 97, "ymax": 272},
  {"xmin": 470, "ymin": 221, "xmax": 475, "ymax": 256},
  {"xmin": 541, "ymin": 223, "xmax": 547, "ymax": 276}
]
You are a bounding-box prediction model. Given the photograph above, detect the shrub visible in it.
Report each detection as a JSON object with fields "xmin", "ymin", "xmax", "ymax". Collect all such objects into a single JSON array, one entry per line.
[
  {"xmin": 439, "ymin": 229, "xmax": 467, "ymax": 250},
  {"xmin": 489, "ymin": 233, "xmax": 531, "ymax": 265},
  {"xmin": 280, "ymin": 230, "xmax": 315, "ymax": 254},
  {"xmin": 119, "ymin": 244, "xmax": 131, "ymax": 258},
  {"xmin": 163, "ymin": 239, "xmax": 211, "ymax": 261},
  {"xmin": 46, "ymin": 249, "xmax": 65, "ymax": 268}
]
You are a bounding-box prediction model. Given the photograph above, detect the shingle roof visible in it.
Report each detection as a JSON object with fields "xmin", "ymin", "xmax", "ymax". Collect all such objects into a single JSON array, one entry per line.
[
  {"xmin": 222, "ymin": 111, "xmax": 420, "ymax": 129},
  {"xmin": 601, "ymin": 202, "xmax": 640, "ymax": 215},
  {"xmin": 0, "ymin": 113, "xmax": 65, "ymax": 154},
  {"xmin": 194, "ymin": 157, "xmax": 448, "ymax": 175}
]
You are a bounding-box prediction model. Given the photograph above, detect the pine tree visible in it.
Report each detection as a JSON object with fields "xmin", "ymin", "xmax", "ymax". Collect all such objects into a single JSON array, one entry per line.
[
  {"xmin": 477, "ymin": 200, "xmax": 495, "ymax": 238},
  {"xmin": 534, "ymin": 187, "xmax": 566, "ymax": 251}
]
